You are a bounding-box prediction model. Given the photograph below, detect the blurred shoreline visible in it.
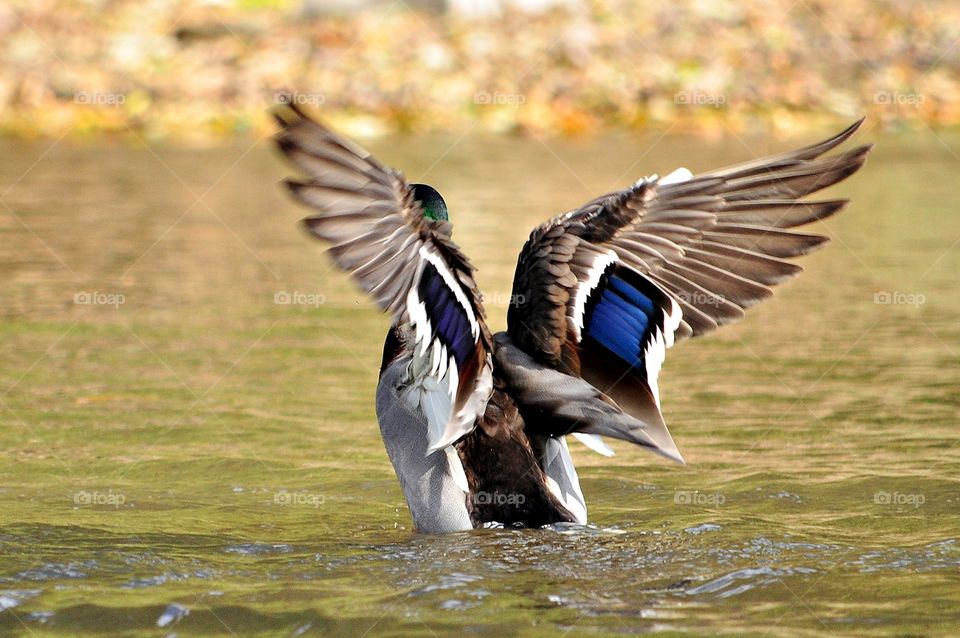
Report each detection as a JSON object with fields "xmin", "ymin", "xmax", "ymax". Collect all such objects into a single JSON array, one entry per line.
[{"xmin": 0, "ymin": 0, "xmax": 957, "ymax": 144}]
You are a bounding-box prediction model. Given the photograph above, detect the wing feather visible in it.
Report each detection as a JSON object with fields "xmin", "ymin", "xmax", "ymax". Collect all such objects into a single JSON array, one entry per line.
[
  {"xmin": 504, "ymin": 119, "xmax": 871, "ymax": 463},
  {"xmin": 276, "ymin": 103, "xmax": 493, "ymax": 454}
]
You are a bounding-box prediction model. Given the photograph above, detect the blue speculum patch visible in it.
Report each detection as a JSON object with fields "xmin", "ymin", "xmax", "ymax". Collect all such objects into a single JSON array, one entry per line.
[
  {"xmin": 419, "ymin": 262, "xmax": 474, "ymax": 366},
  {"xmin": 585, "ymin": 275, "xmax": 655, "ymax": 368}
]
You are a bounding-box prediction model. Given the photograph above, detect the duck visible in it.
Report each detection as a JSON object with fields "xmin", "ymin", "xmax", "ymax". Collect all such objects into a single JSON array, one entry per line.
[{"xmin": 274, "ymin": 103, "xmax": 870, "ymax": 533}]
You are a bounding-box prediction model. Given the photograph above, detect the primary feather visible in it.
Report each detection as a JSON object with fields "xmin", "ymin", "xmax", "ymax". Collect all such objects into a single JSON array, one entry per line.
[
  {"xmin": 275, "ymin": 102, "xmax": 493, "ymax": 456},
  {"xmin": 507, "ymin": 118, "xmax": 871, "ymax": 461}
]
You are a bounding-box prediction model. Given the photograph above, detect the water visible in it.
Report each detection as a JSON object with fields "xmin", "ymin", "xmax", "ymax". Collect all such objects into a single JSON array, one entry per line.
[{"xmin": 1, "ymin": 126, "xmax": 958, "ymax": 636}]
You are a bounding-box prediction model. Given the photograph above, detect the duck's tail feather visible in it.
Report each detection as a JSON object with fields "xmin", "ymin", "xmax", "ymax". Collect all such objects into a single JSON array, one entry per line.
[{"xmin": 493, "ymin": 332, "xmax": 685, "ymax": 464}]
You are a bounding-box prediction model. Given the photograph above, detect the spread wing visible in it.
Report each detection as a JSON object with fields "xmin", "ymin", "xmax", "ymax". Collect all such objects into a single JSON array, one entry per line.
[
  {"xmin": 275, "ymin": 103, "xmax": 493, "ymax": 453},
  {"xmin": 505, "ymin": 119, "xmax": 871, "ymax": 461}
]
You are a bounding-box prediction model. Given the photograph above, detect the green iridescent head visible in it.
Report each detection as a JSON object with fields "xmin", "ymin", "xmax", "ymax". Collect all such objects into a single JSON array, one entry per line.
[{"xmin": 411, "ymin": 183, "xmax": 448, "ymax": 222}]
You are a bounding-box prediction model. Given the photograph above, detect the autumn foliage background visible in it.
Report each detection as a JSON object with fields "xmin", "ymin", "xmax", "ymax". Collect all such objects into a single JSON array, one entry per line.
[{"xmin": 0, "ymin": 0, "xmax": 957, "ymax": 142}]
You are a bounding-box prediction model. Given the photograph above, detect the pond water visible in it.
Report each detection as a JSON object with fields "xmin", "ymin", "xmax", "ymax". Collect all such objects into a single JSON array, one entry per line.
[{"xmin": 0, "ymin": 125, "xmax": 958, "ymax": 636}]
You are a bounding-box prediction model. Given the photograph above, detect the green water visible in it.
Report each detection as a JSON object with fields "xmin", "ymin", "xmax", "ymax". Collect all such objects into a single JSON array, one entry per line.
[{"xmin": 0, "ymin": 126, "xmax": 958, "ymax": 636}]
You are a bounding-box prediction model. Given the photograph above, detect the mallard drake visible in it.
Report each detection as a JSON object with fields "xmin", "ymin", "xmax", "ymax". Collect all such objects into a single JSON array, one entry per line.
[{"xmin": 274, "ymin": 105, "xmax": 870, "ymax": 533}]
